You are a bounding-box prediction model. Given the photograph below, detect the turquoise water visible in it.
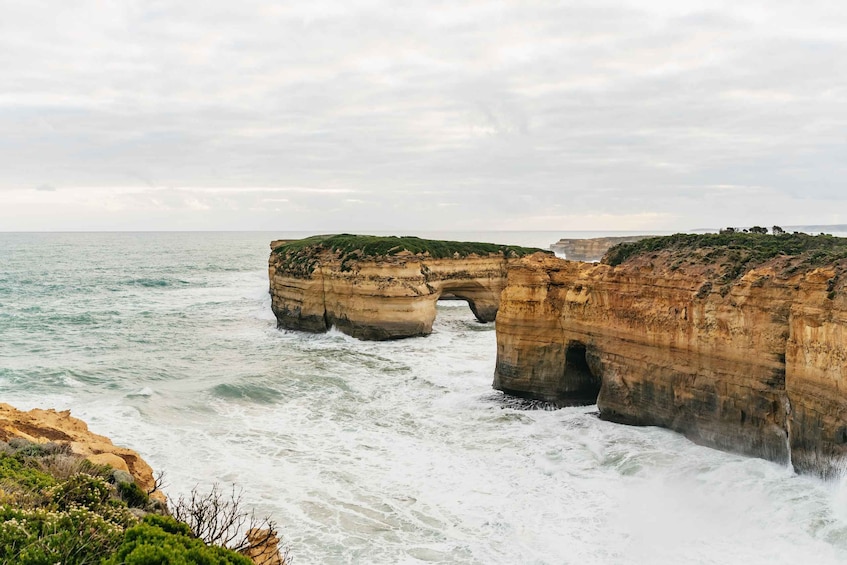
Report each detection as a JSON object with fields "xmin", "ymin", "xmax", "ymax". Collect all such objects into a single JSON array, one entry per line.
[{"xmin": 2, "ymin": 231, "xmax": 847, "ymax": 565}]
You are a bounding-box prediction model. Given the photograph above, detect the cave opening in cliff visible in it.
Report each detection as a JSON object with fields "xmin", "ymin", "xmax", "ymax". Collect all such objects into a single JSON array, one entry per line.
[{"xmin": 562, "ymin": 342, "xmax": 601, "ymax": 406}]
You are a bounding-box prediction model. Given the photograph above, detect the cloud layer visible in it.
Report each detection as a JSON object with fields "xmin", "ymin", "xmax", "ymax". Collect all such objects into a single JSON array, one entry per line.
[{"xmin": 2, "ymin": 0, "xmax": 845, "ymax": 231}]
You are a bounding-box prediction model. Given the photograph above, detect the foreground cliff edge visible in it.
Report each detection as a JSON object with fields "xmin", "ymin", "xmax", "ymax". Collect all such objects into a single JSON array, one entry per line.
[
  {"xmin": 269, "ymin": 234, "xmax": 549, "ymax": 340},
  {"xmin": 0, "ymin": 403, "xmax": 285, "ymax": 564},
  {"xmin": 494, "ymin": 233, "xmax": 847, "ymax": 477}
]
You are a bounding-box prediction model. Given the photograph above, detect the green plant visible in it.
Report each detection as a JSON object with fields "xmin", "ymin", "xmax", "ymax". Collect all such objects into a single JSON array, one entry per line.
[
  {"xmin": 0, "ymin": 447, "xmax": 286, "ymax": 564},
  {"xmin": 49, "ymin": 473, "xmax": 113, "ymax": 511},
  {"xmin": 117, "ymin": 480, "xmax": 150, "ymax": 508},
  {"xmin": 0, "ymin": 453, "xmax": 56, "ymax": 492},
  {"xmin": 104, "ymin": 515, "xmax": 253, "ymax": 565},
  {"xmin": 0, "ymin": 504, "xmax": 126, "ymax": 564}
]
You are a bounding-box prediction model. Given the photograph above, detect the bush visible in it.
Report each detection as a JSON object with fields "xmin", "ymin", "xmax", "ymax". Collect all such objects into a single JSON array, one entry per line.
[
  {"xmin": 49, "ymin": 473, "xmax": 113, "ymax": 511},
  {"xmin": 0, "ymin": 452, "xmax": 56, "ymax": 492},
  {"xmin": 104, "ymin": 515, "xmax": 253, "ymax": 565},
  {"xmin": 0, "ymin": 504, "xmax": 126, "ymax": 564},
  {"xmin": 117, "ymin": 480, "xmax": 150, "ymax": 509},
  {"xmin": 0, "ymin": 447, "xmax": 287, "ymax": 564},
  {"xmin": 169, "ymin": 483, "xmax": 283, "ymax": 554}
]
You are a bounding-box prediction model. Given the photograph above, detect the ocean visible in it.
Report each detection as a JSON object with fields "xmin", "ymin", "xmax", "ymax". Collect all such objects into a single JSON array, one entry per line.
[{"xmin": 2, "ymin": 230, "xmax": 847, "ymax": 564}]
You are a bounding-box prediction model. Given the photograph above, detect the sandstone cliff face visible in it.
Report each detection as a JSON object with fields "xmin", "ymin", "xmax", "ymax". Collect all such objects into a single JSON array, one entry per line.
[
  {"xmin": 269, "ymin": 236, "xmax": 545, "ymax": 340},
  {"xmin": 270, "ymin": 250, "xmax": 512, "ymax": 340},
  {"xmin": 0, "ymin": 403, "xmax": 161, "ymax": 498},
  {"xmin": 550, "ymin": 236, "xmax": 652, "ymax": 261},
  {"xmin": 494, "ymin": 246, "xmax": 847, "ymax": 476}
]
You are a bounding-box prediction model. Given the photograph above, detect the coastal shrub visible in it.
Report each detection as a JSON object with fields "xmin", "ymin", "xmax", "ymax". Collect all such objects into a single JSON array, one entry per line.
[
  {"xmin": 0, "ymin": 445, "xmax": 282, "ymax": 564},
  {"xmin": 105, "ymin": 515, "xmax": 253, "ymax": 565},
  {"xmin": 0, "ymin": 504, "xmax": 126, "ymax": 564},
  {"xmin": 169, "ymin": 483, "xmax": 282, "ymax": 553},
  {"xmin": 0, "ymin": 452, "xmax": 56, "ymax": 492},
  {"xmin": 49, "ymin": 472, "xmax": 113, "ymax": 511},
  {"xmin": 117, "ymin": 479, "xmax": 150, "ymax": 508}
]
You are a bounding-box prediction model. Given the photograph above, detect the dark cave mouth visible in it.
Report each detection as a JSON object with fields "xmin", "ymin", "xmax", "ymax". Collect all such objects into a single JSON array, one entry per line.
[{"xmin": 560, "ymin": 342, "xmax": 601, "ymax": 406}]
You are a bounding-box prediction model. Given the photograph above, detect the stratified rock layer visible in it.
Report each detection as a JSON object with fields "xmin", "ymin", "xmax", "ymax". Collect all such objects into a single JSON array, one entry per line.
[
  {"xmin": 550, "ymin": 236, "xmax": 652, "ymax": 261},
  {"xmin": 0, "ymin": 403, "xmax": 161, "ymax": 497},
  {"xmin": 495, "ymin": 237, "xmax": 847, "ymax": 476},
  {"xmin": 269, "ymin": 236, "xmax": 545, "ymax": 340}
]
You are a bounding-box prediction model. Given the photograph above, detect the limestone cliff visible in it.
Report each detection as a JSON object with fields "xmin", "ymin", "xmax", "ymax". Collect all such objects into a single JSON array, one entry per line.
[
  {"xmin": 0, "ymin": 403, "xmax": 161, "ymax": 498},
  {"xmin": 269, "ymin": 234, "xmax": 548, "ymax": 340},
  {"xmin": 495, "ymin": 233, "xmax": 847, "ymax": 476},
  {"xmin": 550, "ymin": 235, "xmax": 652, "ymax": 261}
]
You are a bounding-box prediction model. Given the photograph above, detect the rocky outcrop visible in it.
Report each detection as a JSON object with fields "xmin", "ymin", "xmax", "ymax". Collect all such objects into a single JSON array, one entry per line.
[
  {"xmin": 244, "ymin": 529, "xmax": 286, "ymax": 565},
  {"xmin": 494, "ymin": 234, "xmax": 847, "ymax": 476},
  {"xmin": 0, "ymin": 403, "xmax": 162, "ymax": 499},
  {"xmin": 550, "ymin": 236, "xmax": 652, "ymax": 261},
  {"xmin": 269, "ymin": 235, "xmax": 547, "ymax": 340}
]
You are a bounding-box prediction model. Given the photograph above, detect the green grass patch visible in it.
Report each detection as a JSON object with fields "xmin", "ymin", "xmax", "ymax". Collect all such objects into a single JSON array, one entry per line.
[
  {"xmin": 272, "ymin": 234, "xmax": 550, "ymax": 276},
  {"xmin": 604, "ymin": 232, "xmax": 847, "ymax": 275}
]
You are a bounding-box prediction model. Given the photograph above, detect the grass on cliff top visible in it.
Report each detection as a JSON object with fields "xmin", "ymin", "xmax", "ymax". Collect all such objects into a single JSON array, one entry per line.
[
  {"xmin": 273, "ymin": 234, "xmax": 550, "ymax": 259},
  {"xmin": 604, "ymin": 232, "xmax": 847, "ymax": 270}
]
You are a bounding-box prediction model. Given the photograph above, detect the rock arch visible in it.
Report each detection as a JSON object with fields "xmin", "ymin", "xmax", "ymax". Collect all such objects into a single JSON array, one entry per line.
[
  {"xmin": 435, "ymin": 280, "xmax": 499, "ymax": 323},
  {"xmin": 269, "ymin": 238, "xmax": 546, "ymax": 340}
]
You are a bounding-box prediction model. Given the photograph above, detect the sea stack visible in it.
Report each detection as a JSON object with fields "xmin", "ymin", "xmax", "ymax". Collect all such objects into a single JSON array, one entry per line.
[
  {"xmin": 268, "ymin": 234, "xmax": 548, "ymax": 340},
  {"xmin": 549, "ymin": 235, "xmax": 653, "ymax": 261}
]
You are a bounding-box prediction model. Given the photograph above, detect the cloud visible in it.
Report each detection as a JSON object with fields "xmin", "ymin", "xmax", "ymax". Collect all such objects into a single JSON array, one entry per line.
[
  {"xmin": 35, "ymin": 184, "xmax": 56, "ymax": 192},
  {"xmin": 0, "ymin": 0, "xmax": 845, "ymax": 231}
]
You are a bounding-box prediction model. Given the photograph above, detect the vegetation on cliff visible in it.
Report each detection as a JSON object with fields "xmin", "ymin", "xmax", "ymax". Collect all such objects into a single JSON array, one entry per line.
[
  {"xmin": 0, "ymin": 439, "xmax": 279, "ymax": 564},
  {"xmin": 604, "ymin": 232, "xmax": 847, "ymax": 278},
  {"xmin": 272, "ymin": 234, "xmax": 549, "ymax": 276}
]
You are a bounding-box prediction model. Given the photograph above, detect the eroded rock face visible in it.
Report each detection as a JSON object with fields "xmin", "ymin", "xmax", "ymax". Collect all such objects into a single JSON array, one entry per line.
[
  {"xmin": 550, "ymin": 236, "xmax": 652, "ymax": 261},
  {"xmin": 0, "ymin": 403, "xmax": 162, "ymax": 499},
  {"xmin": 494, "ymin": 249, "xmax": 847, "ymax": 476},
  {"xmin": 243, "ymin": 528, "xmax": 285, "ymax": 565},
  {"xmin": 269, "ymin": 239, "xmax": 535, "ymax": 340}
]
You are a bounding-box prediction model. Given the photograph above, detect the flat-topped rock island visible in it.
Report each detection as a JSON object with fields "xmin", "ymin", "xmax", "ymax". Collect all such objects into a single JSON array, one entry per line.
[{"xmin": 269, "ymin": 234, "xmax": 548, "ymax": 340}]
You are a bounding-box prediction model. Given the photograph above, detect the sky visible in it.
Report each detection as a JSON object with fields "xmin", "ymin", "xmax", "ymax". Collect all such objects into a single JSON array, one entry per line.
[{"xmin": 1, "ymin": 0, "xmax": 845, "ymax": 232}]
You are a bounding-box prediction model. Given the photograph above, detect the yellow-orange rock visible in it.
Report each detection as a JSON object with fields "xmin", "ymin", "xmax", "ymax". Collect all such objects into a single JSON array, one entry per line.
[
  {"xmin": 550, "ymin": 235, "xmax": 652, "ymax": 261},
  {"xmin": 0, "ymin": 403, "xmax": 162, "ymax": 499},
  {"xmin": 242, "ymin": 528, "xmax": 285, "ymax": 565},
  {"xmin": 494, "ymin": 248, "xmax": 847, "ymax": 476},
  {"xmin": 269, "ymin": 240, "xmax": 534, "ymax": 340}
]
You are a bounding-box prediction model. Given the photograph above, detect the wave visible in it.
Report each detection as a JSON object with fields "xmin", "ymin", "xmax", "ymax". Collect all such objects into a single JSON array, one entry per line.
[
  {"xmin": 124, "ymin": 278, "xmax": 191, "ymax": 288},
  {"xmin": 126, "ymin": 387, "xmax": 155, "ymax": 398},
  {"xmin": 210, "ymin": 382, "xmax": 282, "ymax": 404}
]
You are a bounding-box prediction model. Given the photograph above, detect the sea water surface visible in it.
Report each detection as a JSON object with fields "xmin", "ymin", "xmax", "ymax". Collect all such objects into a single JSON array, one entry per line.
[{"xmin": 2, "ymin": 231, "xmax": 847, "ymax": 565}]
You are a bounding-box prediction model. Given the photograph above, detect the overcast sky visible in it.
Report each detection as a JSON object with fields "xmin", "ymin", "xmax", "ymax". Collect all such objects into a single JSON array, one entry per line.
[{"xmin": 1, "ymin": 0, "xmax": 845, "ymax": 232}]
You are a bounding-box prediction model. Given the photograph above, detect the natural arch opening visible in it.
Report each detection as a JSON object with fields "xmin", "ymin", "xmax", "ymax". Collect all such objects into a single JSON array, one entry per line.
[
  {"xmin": 558, "ymin": 342, "xmax": 601, "ymax": 406},
  {"xmin": 436, "ymin": 284, "xmax": 498, "ymax": 323}
]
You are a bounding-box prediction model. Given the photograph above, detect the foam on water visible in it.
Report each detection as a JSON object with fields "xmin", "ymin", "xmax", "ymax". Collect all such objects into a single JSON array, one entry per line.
[{"xmin": 2, "ymin": 232, "xmax": 847, "ymax": 564}]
